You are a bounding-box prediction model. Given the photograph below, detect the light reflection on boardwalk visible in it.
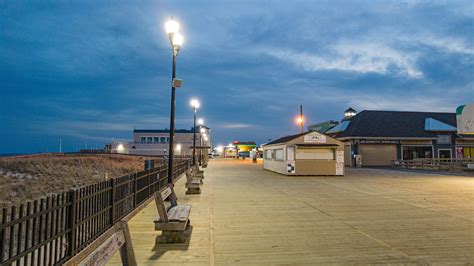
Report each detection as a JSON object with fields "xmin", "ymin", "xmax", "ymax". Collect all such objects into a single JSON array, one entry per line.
[{"xmin": 109, "ymin": 159, "xmax": 474, "ymax": 265}]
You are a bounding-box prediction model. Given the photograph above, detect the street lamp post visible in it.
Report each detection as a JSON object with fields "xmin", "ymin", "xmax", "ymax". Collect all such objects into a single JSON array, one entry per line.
[
  {"xmin": 165, "ymin": 17, "xmax": 184, "ymax": 184},
  {"xmin": 199, "ymin": 125, "xmax": 205, "ymax": 166},
  {"xmin": 190, "ymin": 99, "xmax": 200, "ymax": 166}
]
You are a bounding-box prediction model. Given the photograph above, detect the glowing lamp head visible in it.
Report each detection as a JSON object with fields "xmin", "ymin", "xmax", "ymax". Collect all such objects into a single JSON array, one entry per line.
[
  {"xmin": 117, "ymin": 144, "xmax": 124, "ymax": 152},
  {"xmin": 165, "ymin": 19, "xmax": 180, "ymax": 34},
  {"xmin": 198, "ymin": 118, "xmax": 204, "ymax": 126},
  {"xmin": 200, "ymin": 128, "xmax": 206, "ymax": 133},
  {"xmin": 176, "ymin": 144, "xmax": 181, "ymax": 151},
  {"xmin": 296, "ymin": 116, "xmax": 304, "ymax": 124},
  {"xmin": 172, "ymin": 33, "xmax": 184, "ymax": 47},
  {"xmin": 204, "ymin": 136, "xmax": 208, "ymax": 141},
  {"xmin": 190, "ymin": 99, "xmax": 200, "ymax": 109}
]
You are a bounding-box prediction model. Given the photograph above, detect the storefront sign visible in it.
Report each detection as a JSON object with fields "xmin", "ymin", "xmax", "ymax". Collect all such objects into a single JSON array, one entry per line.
[
  {"xmin": 336, "ymin": 151, "xmax": 344, "ymax": 163},
  {"xmin": 336, "ymin": 163, "xmax": 344, "ymax": 175},
  {"xmin": 457, "ymin": 104, "xmax": 474, "ymax": 134},
  {"xmin": 357, "ymin": 139, "xmax": 400, "ymax": 144},
  {"xmin": 437, "ymin": 135, "xmax": 452, "ymax": 145},
  {"xmin": 456, "ymin": 146, "xmax": 464, "ymax": 158},
  {"xmin": 304, "ymin": 132, "xmax": 326, "ymax": 143},
  {"xmin": 287, "ymin": 161, "xmax": 295, "ymax": 174}
]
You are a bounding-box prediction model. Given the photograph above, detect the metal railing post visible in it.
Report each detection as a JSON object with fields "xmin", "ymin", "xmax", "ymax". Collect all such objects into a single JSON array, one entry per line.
[
  {"xmin": 68, "ymin": 189, "xmax": 78, "ymax": 256},
  {"xmin": 110, "ymin": 179, "xmax": 116, "ymax": 224}
]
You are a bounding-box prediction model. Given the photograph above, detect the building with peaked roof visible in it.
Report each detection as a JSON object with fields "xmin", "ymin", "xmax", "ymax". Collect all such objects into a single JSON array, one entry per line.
[
  {"xmin": 262, "ymin": 131, "xmax": 344, "ymax": 176},
  {"xmin": 325, "ymin": 108, "xmax": 474, "ymax": 167}
]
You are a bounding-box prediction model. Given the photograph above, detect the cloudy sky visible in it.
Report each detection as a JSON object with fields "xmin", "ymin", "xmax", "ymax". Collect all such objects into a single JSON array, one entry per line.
[{"xmin": 1, "ymin": 0, "xmax": 473, "ymax": 153}]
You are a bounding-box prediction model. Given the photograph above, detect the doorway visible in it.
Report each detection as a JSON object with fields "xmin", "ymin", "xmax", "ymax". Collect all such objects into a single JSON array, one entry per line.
[{"xmin": 438, "ymin": 149, "xmax": 452, "ymax": 159}]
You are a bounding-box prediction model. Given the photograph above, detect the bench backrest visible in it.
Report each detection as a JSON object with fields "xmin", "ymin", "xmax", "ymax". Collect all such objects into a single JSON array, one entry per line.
[
  {"xmin": 155, "ymin": 185, "xmax": 177, "ymax": 223},
  {"xmin": 160, "ymin": 186, "xmax": 172, "ymax": 201}
]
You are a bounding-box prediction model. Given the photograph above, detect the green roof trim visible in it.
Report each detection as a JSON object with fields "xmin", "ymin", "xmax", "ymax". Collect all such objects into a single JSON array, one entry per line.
[{"xmin": 456, "ymin": 105, "xmax": 465, "ymax": 115}]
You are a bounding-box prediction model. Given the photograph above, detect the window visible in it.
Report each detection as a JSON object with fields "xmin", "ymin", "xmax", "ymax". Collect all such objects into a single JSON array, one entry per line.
[
  {"xmin": 140, "ymin": 137, "xmax": 146, "ymax": 143},
  {"xmin": 402, "ymin": 146, "xmax": 433, "ymax": 160},
  {"xmin": 166, "ymin": 137, "xmax": 170, "ymax": 143},
  {"xmin": 160, "ymin": 137, "xmax": 166, "ymax": 143},
  {"xmin": 296, "ymin": 148, "xmax": 335, "ymax": 160},
  {"xmin": 154, "ymin": 137, "xmax": 160, "ymax": 143},
  {"xmin": 274, "ymin": 149, "xmax": 284, "ymax": 161},
  {"xmin": 265, "ymin": 150, "xmax": 272, "ymax": 159},
  {"xmin": 147, "ymin": 137, "xmax": 153, "ymax": 143}
]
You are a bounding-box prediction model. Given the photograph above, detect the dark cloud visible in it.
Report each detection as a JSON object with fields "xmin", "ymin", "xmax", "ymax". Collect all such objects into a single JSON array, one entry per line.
[{"xmin": 1, "ymin": 0, "xmax": 473, "ymax": 153}]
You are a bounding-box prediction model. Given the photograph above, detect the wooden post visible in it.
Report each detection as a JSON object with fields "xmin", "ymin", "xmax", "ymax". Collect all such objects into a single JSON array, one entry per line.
[{"xmin": 119, "ymin": 221, "xmax": 136, "ymax": 266}]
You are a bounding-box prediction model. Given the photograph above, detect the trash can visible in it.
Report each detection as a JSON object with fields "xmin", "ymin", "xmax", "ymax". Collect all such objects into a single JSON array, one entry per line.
[{"xmin": 144, "ymin": 159, "xmax": 154, "ymax": 170}]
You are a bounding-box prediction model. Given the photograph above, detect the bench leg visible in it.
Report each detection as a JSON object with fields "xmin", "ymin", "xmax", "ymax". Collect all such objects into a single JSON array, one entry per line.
[
  {"xmin": 155, "ymin": 221, "xmax": 192, "ymax": 244},
  {"xmin": 186, "ymin": 187, "xmax": 201, "ymax": 194}
]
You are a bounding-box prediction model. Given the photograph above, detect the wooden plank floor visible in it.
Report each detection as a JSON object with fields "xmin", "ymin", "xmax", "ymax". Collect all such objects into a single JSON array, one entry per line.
[{"xmin": 108, "ymin": 159, "xmax": 474, "ymax": 265}]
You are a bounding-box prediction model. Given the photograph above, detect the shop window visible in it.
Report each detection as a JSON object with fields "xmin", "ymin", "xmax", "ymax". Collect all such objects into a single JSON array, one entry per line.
[
  {"xmin": 166, "ymin": 137, "xmax": 170, "ymax": 143},
  {"xmin": 464, "ymin": 147, "xmax": 474, "ymax": 158},
  {"xmin": 160, "ymin": 137, "xmax": 166, "ymax": 143},
  {"xmin": 154, "ymin": 137, "xmax": 160, "ymax": 143},
  {"xmin": 438, "ymin": 149, "xmax": 452, "ymax": 159},
  {"xmin": 140, "ymin": 137, "xmax": 146, "ymax": 143},
  {"xmin": 273, "ymin": 149, "xmax": 284, "ymax": 161},
  {"xmin": 147, "ymin": 137, "xmax": 153, "ymax": 143},
  {"xmin": 402, "ymin": 146, "xmax": 433, "ymax": 160}
]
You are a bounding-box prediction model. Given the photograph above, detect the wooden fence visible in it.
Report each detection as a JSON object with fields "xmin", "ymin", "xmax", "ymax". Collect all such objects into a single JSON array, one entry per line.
[
  {"xmin": 0, "ymin": 158, "xmax": 192, "ymax": 265},
  {"xmin": 392, "ymin": 158, "xmax": 474, "ymax": 172}
]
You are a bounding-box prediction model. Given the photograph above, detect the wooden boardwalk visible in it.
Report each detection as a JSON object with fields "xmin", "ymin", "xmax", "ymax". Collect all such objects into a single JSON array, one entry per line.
[{"xmin": 109, "ymin": 159, "xmax": 474, "ymax": 265}]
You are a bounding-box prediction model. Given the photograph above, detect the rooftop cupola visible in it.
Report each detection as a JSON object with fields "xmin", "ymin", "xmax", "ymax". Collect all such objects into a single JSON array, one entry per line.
[{"xmin": 344, "ymin": 107, "xmax": 357, "ymax": 119}]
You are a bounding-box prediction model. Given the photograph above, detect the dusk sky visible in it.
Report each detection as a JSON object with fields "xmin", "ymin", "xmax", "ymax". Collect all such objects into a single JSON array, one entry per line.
[{"xmin": 1, "ymin": 1, "xmax": 473, "ymax": 153}]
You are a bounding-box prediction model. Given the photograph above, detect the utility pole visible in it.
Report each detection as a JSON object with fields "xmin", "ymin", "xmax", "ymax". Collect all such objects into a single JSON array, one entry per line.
[
  {"xmin": 299, "ymin": 105, "xmax": 303, "ymax": 133},
  {"xmin": 59, "ymin": 138, "xmax": 62, "ymax": 153}
]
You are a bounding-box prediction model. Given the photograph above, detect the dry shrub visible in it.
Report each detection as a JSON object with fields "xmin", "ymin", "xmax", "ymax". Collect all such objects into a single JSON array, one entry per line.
[{"xmin": 0, "ymin": 155, "xmax": 155, "ymax": 208}]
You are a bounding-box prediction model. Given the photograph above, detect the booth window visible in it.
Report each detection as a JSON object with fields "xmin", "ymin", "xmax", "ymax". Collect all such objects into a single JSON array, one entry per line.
[
  {"xmin": 274, "ymin": 149, "xmax": 284, "ymax": 161},
  {"xmin": 295, "ymin": 148, "xmax": 335, "ymax": 160},
  {"xmin": 140, "ymin": 137, "xmax": 146, "ymax": 143},
  {"xmin": 265, "ymin": 150, "xmax": 272, "ymax": 160}
]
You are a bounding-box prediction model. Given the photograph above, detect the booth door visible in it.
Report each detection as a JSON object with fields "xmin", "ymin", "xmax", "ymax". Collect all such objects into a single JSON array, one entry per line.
[{"xmin": 359, "ymin": 144, "xmax": 397, "ymax": 166}]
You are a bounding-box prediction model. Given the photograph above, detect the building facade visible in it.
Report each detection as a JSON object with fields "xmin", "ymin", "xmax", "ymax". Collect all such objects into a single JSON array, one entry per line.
[
  {"xmin": 109, "ymin": 127, "xmax": 212, "ymax": 157},
  {"xmin": 324, "ymin": 107, "xmax": 474, "ymax": 167}
]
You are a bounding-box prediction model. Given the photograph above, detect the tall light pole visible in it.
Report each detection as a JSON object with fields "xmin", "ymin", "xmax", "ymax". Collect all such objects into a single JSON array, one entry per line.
[
  {"xmin": 297, "ymin": 105, "xmax": 304, "ymax": 133},
  {"xmin": 190, "ymin": 99, "xmax": 200, "ymax": 166},
  {"xmin": 199, "ymin": 125, "xmax": 205, "ymax": 166},
  {"xmin": 165, "ymin": 17, "xmax": 184, "ymax": 184}
]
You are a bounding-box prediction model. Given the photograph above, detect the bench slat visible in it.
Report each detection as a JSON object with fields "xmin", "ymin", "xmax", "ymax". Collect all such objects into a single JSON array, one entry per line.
[{"xmin": 167, "ymin": 205, "xmax": 191, "ymax": 222}]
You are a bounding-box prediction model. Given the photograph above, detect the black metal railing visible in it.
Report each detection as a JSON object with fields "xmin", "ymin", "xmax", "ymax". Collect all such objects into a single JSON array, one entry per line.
[
  {"xmin": 0, "ymin": 158, "xmax": 192, "ymax": 265},
  {"xmin": 391, "ymin": 158, "xmax": 474, "ymax": 172}
]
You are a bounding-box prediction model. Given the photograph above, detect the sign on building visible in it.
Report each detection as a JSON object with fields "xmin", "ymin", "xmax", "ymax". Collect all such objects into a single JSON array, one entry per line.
[
  {"xmin": 457, "ymin": 103, "xmax": 474, "ymax": 134},
  {"xmin": 304, "ymin": 132, "xmax": 326, "ymax": 143}
]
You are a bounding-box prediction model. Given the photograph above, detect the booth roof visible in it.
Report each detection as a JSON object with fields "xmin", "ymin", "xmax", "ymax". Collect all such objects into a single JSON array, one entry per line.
[{"xmin": 264, "ymin": 132, "xmax": 308, "ymax": 146}]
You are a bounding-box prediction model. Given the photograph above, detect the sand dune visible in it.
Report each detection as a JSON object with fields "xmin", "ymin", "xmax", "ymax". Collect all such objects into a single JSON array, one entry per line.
[{"xmin": 0, "ymin": 154, "xmax": 155, "ymax": 208}]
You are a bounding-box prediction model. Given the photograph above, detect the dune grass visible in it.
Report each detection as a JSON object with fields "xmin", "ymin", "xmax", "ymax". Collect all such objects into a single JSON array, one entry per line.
[{"xmin": 0, "ymin": 155, "xmax": 152, "ymax": 208}]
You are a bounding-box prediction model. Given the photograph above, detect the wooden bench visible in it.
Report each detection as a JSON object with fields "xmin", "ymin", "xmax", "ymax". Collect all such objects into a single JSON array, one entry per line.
[
  {"xmin": 185, "ymin": 170, "xmax": 201, "ymax": 194},
  {"xmin": 154, "ymin": 185, "xmax": 191, "ymax": 243}
]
